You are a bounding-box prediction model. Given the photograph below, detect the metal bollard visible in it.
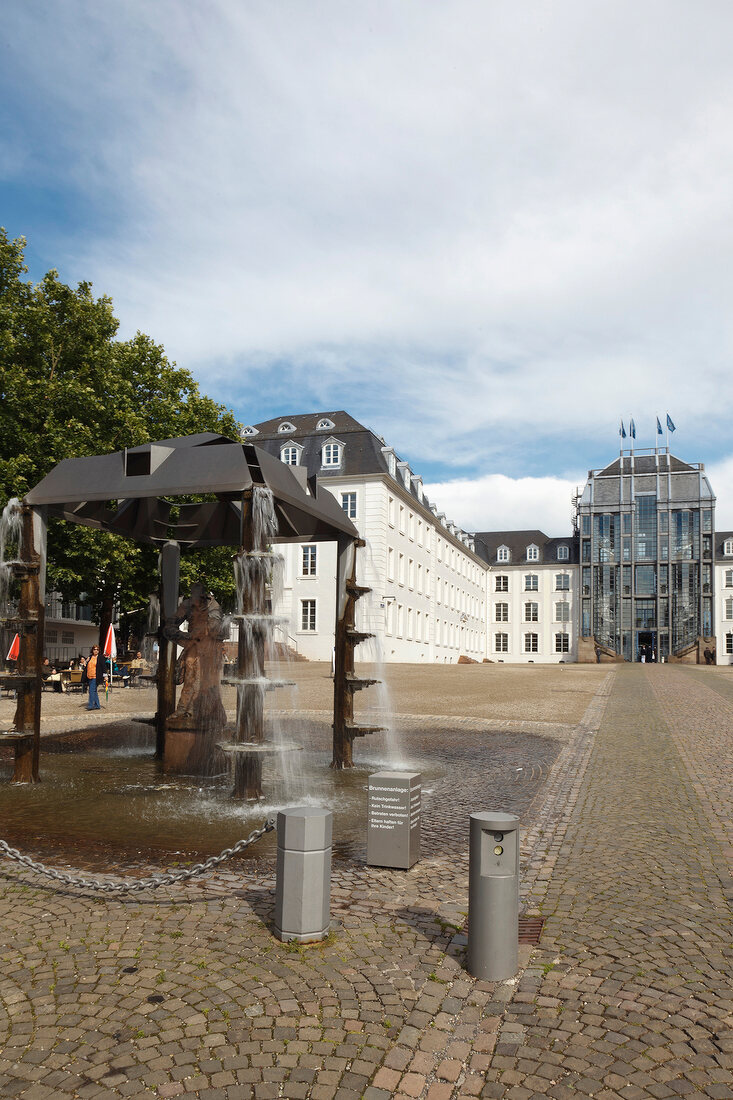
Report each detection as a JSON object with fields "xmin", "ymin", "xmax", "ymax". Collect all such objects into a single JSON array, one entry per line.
[
  {"xmin": 467, "ymin": 812, "xmax": 519, "ymax": 981},
  {"xmin": 273, "ymin": 807, "xmax": 332, "ymax": 943}
]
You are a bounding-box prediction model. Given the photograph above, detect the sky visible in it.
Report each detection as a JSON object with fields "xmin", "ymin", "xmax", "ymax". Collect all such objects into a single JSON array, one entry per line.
[{"xmin": 2, "ymin": 1, "xmax": 733, "ymax": 533}]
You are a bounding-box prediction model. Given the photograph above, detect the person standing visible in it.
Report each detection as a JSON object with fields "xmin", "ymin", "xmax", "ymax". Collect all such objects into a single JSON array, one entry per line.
[{"xmin": 84, "ymin": 645, "xmax": 103, "ymax": 710}]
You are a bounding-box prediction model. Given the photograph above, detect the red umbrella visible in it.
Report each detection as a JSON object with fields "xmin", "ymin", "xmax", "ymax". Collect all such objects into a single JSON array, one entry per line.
[{"xmin": 6, "ymin": 633, "xmax": 20, "ymax": 661}]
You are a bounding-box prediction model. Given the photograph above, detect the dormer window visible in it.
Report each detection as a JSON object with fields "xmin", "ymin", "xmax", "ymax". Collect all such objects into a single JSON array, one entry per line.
[
  {"xmin": 527, "ymin": 544, "xmax": 539, "ymax": 561},
  {"xmin": 725, "ymin": 539, "xmax": 733, "ymax": 556},
  {"xmin": 316, "ymin": 417, "xmax": 335, "ymax": 431},
  {"xmin": 497, "ymin": 546, "xmax": 510, "ymax": 562},
  {"xmin": 241, "ymin": 425, "xmax": 259, "ymax": 438},
  {"xmin": 278, "ymin": 421, "xmax": 296, "ymax": 433},
  {"xmin": 280, "ymin": 441, "xmax": 302, "ymax": 466},
  {"xmin": 321, "ymin": 438, "xmax": 343, "ymax": 468},
  {"xmin": 557, "ymin": 545, "xmax": 569, "ymax": 561}
]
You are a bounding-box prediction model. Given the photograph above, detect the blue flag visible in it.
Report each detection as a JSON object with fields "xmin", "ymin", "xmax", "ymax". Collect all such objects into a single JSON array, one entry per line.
[
  {"xmin": 630, "ymin": 418, "xmax": 636, "ymax": 439},
  {"xmin": 656, "ymin": 416, "xmax": 663, "ymax": 435},
  {"xmin": 619, "ymin": 420, "xmax": 626, "ymax": 438},
  {"xmin": 666, "ymin": 414, "xmax": 676, "ymax": 432}
]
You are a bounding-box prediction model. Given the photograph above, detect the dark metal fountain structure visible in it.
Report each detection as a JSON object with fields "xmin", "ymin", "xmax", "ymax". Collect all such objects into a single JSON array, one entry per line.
[
  {"xmin": 2, "ymin": 433, "xmax": 385, "ymax": 798},
  {"xmin": 331, "ymin": 537, "xmax": 383, "ymax": 769}
]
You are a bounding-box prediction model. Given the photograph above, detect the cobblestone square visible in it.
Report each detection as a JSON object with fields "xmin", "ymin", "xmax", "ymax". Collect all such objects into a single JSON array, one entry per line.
[{"xmin": 1, "ymin": 662, "xmax": 732, "ymax": 1098}]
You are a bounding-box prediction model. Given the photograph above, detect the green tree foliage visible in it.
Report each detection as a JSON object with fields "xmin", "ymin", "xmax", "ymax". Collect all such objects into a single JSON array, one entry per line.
[{"xmin": 0, "ymin": 229, "xmax": 241, "ymax": 642}]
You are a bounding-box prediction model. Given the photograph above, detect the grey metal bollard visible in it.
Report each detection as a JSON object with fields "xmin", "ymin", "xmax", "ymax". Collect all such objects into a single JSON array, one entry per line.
[
  {"xmin": 274, "ymin": 807, "xmax": 332, "ymax": 943},
  {"xmin": 467, "ymin": 812, "xmax": 520, "ymax": 981}
]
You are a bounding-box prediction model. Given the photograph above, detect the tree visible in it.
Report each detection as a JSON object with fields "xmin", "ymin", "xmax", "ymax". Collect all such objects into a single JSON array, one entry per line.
[{"xmin": 0, "ymin": 229, "xmax": 241, "ymax": 644}]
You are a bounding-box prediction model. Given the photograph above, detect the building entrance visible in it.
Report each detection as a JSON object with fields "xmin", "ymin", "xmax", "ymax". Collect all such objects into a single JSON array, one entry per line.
[{"xmin": 637, "ymin": 631, "xmax": 657, "ymax": 663}]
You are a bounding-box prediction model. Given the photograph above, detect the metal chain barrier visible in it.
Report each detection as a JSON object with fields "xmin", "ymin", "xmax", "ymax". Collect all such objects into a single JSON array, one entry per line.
[{"xmin": 0, "ymin": 818, "xmax": 276, "ymax": 894}]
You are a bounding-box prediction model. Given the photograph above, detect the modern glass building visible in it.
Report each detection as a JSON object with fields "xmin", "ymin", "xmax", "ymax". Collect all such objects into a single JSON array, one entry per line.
[{"xmin": 577, "ymin": 450, "xmax": 715, "ymax": 662}]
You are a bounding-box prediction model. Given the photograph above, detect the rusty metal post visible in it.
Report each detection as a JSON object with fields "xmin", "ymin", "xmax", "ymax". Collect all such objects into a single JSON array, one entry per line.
[
  {"xmin": 12, "ymin": 505, "xmax": 47, "ymax": 783},
  {"xmin": 156, "ymin": 540, "xmax": 180, "ymax": 760}
]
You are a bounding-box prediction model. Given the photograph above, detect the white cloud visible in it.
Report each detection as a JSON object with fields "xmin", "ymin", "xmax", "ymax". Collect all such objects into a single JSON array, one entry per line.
[
  {"xmin": 708, "ymin": 454, "xmax": 733, "ymax": 531},
  {"xmin": 6, "ymin": 0, "xmax": 733, "ymax": 474},
  {"xmin": 424, "ymin": 472, "xmax": 583, "ymax": 536}
]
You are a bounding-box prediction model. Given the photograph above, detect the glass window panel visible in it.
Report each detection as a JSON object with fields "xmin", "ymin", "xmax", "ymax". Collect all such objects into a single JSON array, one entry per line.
[
  {"xmin": 634, "ymin": 496, "xmax": 657, "ymax": 561},
  {"xmin": 635, "ymin": 599, "xmax": 656, "ymax": 629},
  {"xmin": 635, "ymin": 565, "xmax": 656, "ymax": 596}
]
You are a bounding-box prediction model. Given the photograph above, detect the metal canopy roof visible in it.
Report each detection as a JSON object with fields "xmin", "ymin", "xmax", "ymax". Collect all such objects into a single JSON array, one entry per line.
[{"xmin": 24, "ymin": 434, "xmax": 358, "ymax": 548}]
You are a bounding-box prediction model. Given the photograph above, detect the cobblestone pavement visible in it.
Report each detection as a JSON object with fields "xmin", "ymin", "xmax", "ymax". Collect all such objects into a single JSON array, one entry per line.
[{"xmin": 0, "ymin": 667, "xmax": 732, "ymax": 1098}]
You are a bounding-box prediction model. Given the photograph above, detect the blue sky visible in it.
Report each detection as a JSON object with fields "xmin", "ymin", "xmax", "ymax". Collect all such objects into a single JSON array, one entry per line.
[{"xmin": 3, "ymin": 0, "xmax": 733, "ymax": 531}]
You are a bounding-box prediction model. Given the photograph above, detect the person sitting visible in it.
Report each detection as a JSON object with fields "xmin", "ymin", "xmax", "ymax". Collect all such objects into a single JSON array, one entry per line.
[{"xmin": 41, "ymin": 658, "xmax": 65, "ymax": 693}]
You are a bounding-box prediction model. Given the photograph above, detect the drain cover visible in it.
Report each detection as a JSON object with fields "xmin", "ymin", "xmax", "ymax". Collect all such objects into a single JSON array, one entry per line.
[{"xmin": 518, "ymin": 916, "xmax": 545, "ymax": 944}]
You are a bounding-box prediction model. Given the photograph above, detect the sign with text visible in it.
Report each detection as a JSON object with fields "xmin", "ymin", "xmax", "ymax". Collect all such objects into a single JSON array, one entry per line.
[{"xmin": 367, "ymin": 770, "xmax": 421, "ymax": 869}]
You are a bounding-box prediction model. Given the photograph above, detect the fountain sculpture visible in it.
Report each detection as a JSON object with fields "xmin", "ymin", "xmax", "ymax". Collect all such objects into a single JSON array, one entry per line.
[{"xmin": 1, "ymin": 433, "xmax": 385, "ymax": 800}]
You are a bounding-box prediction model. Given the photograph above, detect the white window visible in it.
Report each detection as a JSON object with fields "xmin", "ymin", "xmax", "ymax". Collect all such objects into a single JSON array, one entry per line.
[
  {"xmin": 281, "ymin": 446, "xmax": 299, "ymax": 465},
  {"xmin": 316, "ymin": 417, "xmax": 335, "ymax": 431},
  {"xmin": 726, "ymin": 598, "xmax": 733, "ymax": 621},
  {"xmin": 556, "ymin": 545, "xmax": 569, "ymax": 561},
  {"xmin": 527, "ymin": 545, "xmax": 539, "ymax": 561},
  {"xmin": 495, "ymin": 575, "xmax": 508, "ymax": 592},
  {"xmin": 497, "ymin": 546, "xmax": 510, "ymax": 562},
  {"xmin": 61, "ymin": 630, "xmax": 74, "ymax": 645},
  {"xmin": 396, "ymin": 604, "xmax": 404, "ymax": 637},
  {"xmin": 398, "ymin": 553, "xmax": 405, "ymax": 585},
  {"xmin": 525, "ymin": 574, "xmax": 539, "ymax": 591},
  {"xmin": 495, "ymin": 603, "xmax": 509, "ymax": 622},
  {"xmin": 524, "ymin": 632, "xmax": 539, "ymax": 653},
  {"xmin": 387, "ymin": 547, "xmax": 394, "ymax": 582},
  {"xmin": 495, "ymin": 632, "xmax": 508, "ymax": 653},
  {"xmin": 278, "ymin": 421, "xmax": 296, "ymax": 433},
  {"xmin": 417, "ymin": 563, "xmax": 423, "ymax": 594},
  {"xmin": 300, "ymin": 599, "xmax": 316, "ymax": 631},
  {"xmin": 556, "ymin": 574, "xmax": 570, "ymax": 591},
  {"xmin": 409, "ymin": 513, "xmax": 415, "ymax": 540},
  {"xmin": 726, "ymin": 569, "xmax": 733, "ymax": 588},
  {"xmin": 407, "ymin": 607, "xmax": 413, "ymax": 639},
  {"xmin": 341, "ymin": 492, "xmax": 357, "ymax": 519},
  {"xmin": 525, "ymin": 602, "xmax": 539, "ymax": 622},
  {"xmin": 385, "ymin": 601, "xmax": 394, "ymax": 635},
  {"xmin": 301, "ymin": 545, "xmax": 317, "ymax": 576},
  {"xmin": 555, "ymin": 632, "xmax": 570, "ymax": 653},
  {"xmin": 388, "ymin": 496, "xmax": 395, "ymax": 527},
  {"xmin": 241, "ymin": 425, "xmax": 259, "ymax": 437},
  {"xmin": 399, "ymin": 506, "xmax": 405, "ymax": 534},
  {"xmin": 408, "ymin": 558, "xmax": 415, "ymax": 588},
  {"xmin": 322, "ymin": 442, "xmax": 341, "ymax": 467},
  {"xmin": 724, "ymin": 539, "xmax": 733, "ymax": 556},
  {"xmin": 555, "ymin": 602, "xmax": 570, "ymax": 622},
  {"xmin": 727, "ymin": 632, "xmax": 733, "ymax": 655}
]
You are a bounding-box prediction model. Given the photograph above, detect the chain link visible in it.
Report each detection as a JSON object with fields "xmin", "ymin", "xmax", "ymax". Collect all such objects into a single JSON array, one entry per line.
[{"xmin": 0, "ymin": 818, "xmax": 276, "ymax": 894}]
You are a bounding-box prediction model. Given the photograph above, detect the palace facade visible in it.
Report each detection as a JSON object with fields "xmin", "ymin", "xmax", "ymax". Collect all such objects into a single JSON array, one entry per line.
[{"xmin": 244, "ymin": 412, "xmax": 733, "ymax": 666}]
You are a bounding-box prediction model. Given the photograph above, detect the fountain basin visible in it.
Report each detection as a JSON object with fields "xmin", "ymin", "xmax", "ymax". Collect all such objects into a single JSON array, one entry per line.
[{"xmin": 217, "ymin": 740, "xmax": 303, "ymax": 756}]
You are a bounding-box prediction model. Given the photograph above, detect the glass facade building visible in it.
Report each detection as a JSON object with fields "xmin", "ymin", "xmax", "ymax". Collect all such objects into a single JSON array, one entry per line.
[{"xmin": 577, "ymin": 451, "xmax": 715, "ymax": 662}]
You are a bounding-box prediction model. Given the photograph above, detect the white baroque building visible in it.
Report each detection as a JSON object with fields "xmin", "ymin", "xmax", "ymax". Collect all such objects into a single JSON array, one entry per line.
[{"xmin": 244, "ymin": 411, "xmax": 731, "ymax": 666}]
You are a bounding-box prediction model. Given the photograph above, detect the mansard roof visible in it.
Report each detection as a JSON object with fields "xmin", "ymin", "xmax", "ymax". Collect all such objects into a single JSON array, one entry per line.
[
  {"xmin": 716, "ymin": 531, "xmax": 733, "ymax": 556},
  {"xmin": 253, "ymin": 411, "xmax": 368, "ymax": 438},
  {"xmin": 473, "ymin": 529, "xmax": 578, "ymax": 565}
]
